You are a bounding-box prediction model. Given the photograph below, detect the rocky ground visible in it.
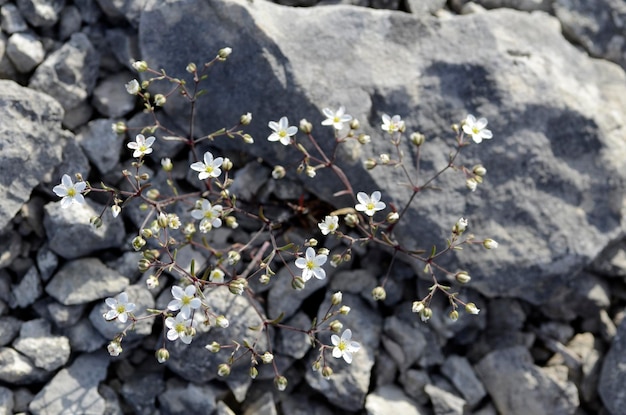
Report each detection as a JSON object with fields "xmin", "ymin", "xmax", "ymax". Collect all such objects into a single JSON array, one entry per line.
[{"xmin": 0, "ymin": 0, "xmax": 625, "ymax": 414}]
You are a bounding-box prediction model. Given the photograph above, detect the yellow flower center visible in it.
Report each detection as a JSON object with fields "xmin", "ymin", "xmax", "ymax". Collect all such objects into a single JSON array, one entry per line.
[
  {"xmin": 366, "ymin": 202, "xmax": 375, "ymax": 211},
  {"xmin": 175, "ymin": 322, "xmax": 185, "ymax": 333},
  {"xmin": 338, "ymin": 341, "xmax": 347, "ymax": 351},
  {"xmin": 116, "ymin": 305, "xmax": 126, "ymax": 313},
  {"xmin": 67, "ymin": 188, "xmax": 76, "ymax": 197},
  {"xmin": 139, "ymin": 144, "xmax": 147, "ymax": 152},
  {"xmin": 472, "ymin": 127, "xmax": 480, "ymax": 134},
  {"xmin": 306, "ymin": 260, "xmax": 315, "ymax": 270},
  {"xmin": 181, "ymin": 296, "xmax": 191, "ymax": 306},
  {"xmin": 205, "ymin": 166, "xmax": 214, "ymax": 173},
  {"xmin": 204, "ymin": 211, "xmax": 215, "ymax": 219},
  {"xmin": 279, "ymin": 131, "xmax": 287, "ymax": 138}
]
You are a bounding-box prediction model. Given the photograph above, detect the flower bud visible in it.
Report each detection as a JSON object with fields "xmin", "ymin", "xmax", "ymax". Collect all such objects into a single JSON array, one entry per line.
[
  {"xmin": 386, "ymin": 211, "xmax": 399, "ymax": 223},
  {"xmin": 483, "ymin": 239, "xmax": 499, "ymax": 249},
  {"xmin": 344, "ymin": 213, "xmax": 358, "ymax": 227},
  {"xmin": 186, "ymin": 62, "xmax": 197, "ymax": 73},
  {"xmin": 449, "ymin": 310, "xmax": 459, "ymax": 321},
  {"xmin": 292, "ymin": 277, "xmax": 306, "ymax": 291},
  {"xmin": 330, "ymin": 254, "xmax": 342, "ymax": 268},
  {"xmin": 349, "ymin": 119, "xmax": 360, "ymax": 130},
  {"xmin": 329, "ymin": 320, "xmax": 343, "ymax": 333},
  {"xmin": 357, "ymin": 134, "xmax": 371, "ymax": 144},
  {"xmin": 379, "ymin": 153, "xmax": 390, "ymax": 164},
  {"xmin": 216, "ymin": 315, "xmax": 229, "ymax": 328},
  {"xmin": 217, "ymin": 363, "xmax": 231, "ymax": 377},
  {"xmin": 473, "ymin": 164, "xmax": 487, "ymax": 177},
  {"xmin": 455, "ymin": 271, "xmax": 471, "ymax": 284},
  {"xmin": 132, "ymin": 236, "xmax": 146, "ymax": 251},
  {"xmin": 453, "ymin": 217, "xmax": 468, "ymax": 234},
  {"xmin": 410, "ymin": 132, "xmax": 425, "ymax": 146},
  {"xmin": 412, "ymin": 301, "xmax": 425, "ymax": 314},
  {"xmin": 141, "ymin": 228, "xmax": 153, "ymax": 239},
  {"xmin": 111, "ymin": 205, "xmax": 121, "ymax": 218},
  {"xmin": 299, "ymin": 118, "xmax": 313, "ymax": 134},
  {"xmin": 249, "ymin": 366, "xmax": 258, "ymax": 379},
  {"xmin": 138, "ymin": 258, "xmax": 151, "ymax": 272},
  {"xmin": 157, "ymin": 212, "xmax": 169, "ymax": 228},
  {"xmin": 322, "ymin": 366, "xmax": 334, "ymax": 379},
  {"xmin": 227, "ymin": 251, "xmax": 241, "ymax": 265},
  {"xmin": 259, "ymin": 273, "xmax": 271, "ymax": 284},
  {"xmin": 261, "ymin": 352, "xmax": 274, "ymax": 364},
  {"xmin": 372, "ymin": 286, "xmax": 387, "ymax": 301},
  {"xmin": 146, "ymin": 189, "xmax": 160, "ymax": 201},
  {"xmin": 146, "ymin": 275, "xmax": 159, "ymax": 289},
  {"xmin": 312, "ymin": 360, "xmax": 321, "ymax": 372},
  {"xmin": 161, "ymin": 157, "xmax": 173, "ymax": 171},
  {"xmin": 240, "ymin": 112, "xmax": 252, "ymax": 125},
  {"xmin": 272, "ymin": 165, "xmax": 286, "ymax": 179},
  {"xmin": 155, "ymin": 348, "xmax": 170, "ymax": 363},
  {"xmin": 90, "ymin": 216, "xmax": 103, "ymax": 229},
  {"xmin": 132, "ymin": 60, "xmax": 148, "ymax": 72},
  {"xmin": 228, "ymin": 278, "xmax": 247, "ymax": 295},
  {"xmin": 242, "ymin": 134, "xmax": 254, "ymax": 144},
  {"xmin": 307, "ymin": 238, "xmax": 318, "ymax": 247},
  {"xmin": 218, "ymin": 47, "xmax": 232, "ymax": 60},
  {"xmin": 339, "ymin": 306, "xmax": 350, "ymax": 315},
  {"xmin": 154, "ymin": 94, "xmax": 166, "ymax": 106},
  {"xmin": 305, "ymin": 165, "xmax": 316, "ymax": 178},
  {"xmin": 225, "ymin": 216, "xmax": 239, "ymax": 229},
  {"xmin": 318, "ymin": 248, "xmax": 330, "ymax": 256},
  {"xmin": 107, "ymin": 341, "xmax": 122, "ymax": 356},
  {"xmin": 420, "ymin": 307, "xmax": 433, "ymax": 322},
  {"xmin": 465, "ymin": 302, "xmax": 480, "ymax": 315},
  {"xmin": 206, "ymin": 341, "xmax": 221, "ymax": 353},
  {"xmin": 274, "ymin": 375, "xmax": 288, "ymax": 391},
  {"xmin": 364, "ymin": 158, "xmax": 377, "ymax": 170},
  {"xmin": 112, "ymin": 121, "xmax": 127, "ymax": 134},
  {"xmin": 466, "ymin": 177, "xmax": 478, "ymax": 192},
  {"xmin": 331, "ymin": 291, "xmax": 343, "ymax": 305}
]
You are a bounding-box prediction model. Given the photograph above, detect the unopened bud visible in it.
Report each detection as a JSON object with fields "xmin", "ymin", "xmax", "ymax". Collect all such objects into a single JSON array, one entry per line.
[
  {"xmin": 455, "ymin": 271, "xmax": 471, "ymax": 284},
  {"xmin": 305, "ymin": 165, "xmax": 316, "ymax": 178},
  {"xmin": 272, "ymin": 165, "xmax": 286, "ymax": 179},
  {"xmin": 227, "ymin": 250, "xmax": 241, "ymax": 265},
  {"xmin": 157, "ymin": 212, "xmax": 168, "ymax": 228},
  {"xmin": 138, "ymin": 258, "xmax": 151, "ymax": 272},
  {"xmin": 357, "ymin": 134, "xmax": 371, "ymax": 144},
  {"xmin": 225, "ymin": 216, "xmax": 238, "ymax": 229},
  {"xmin": 379, "ymin": 153, "xmax": 390, "ymax": 164},
  {"xmin": 453, "ymin": 217, "xmax": 468, "ymax": 234},
  {"xmin": 186, "ymin": 62, "xmax": 197, "ymax": 73},
  {"xmin": 483, "ymin": 238, "xmax": 499, "ymax": 249},
  {"xmin": 242, "ymin": 134, "xmax": 254, "ymax": 144},
  {"xmin": 372, "ymin": 286, "xmax": 386, "ymax": 301},
  {"xmin": 274, "ymin": 375, "xmax": 288, "ymax": 391},
  {"xmin": 218, "ymin": 47, "xmax": 232, "ymax": 60},
  {"xmin": 322, "ymin": 366, "xmax": 334, "ymax": 379},
  {"xmin": 240, "ymin": 112, "xmax": 252, "ymax": 125},
  {"xmin": 154, "ymin": 94, "xmax": 166, "ymax": 106},
  {"xmin": 349, "ymin": 119, "xmax": 360, "ymax": 130},
  {"xmin": 344, "ymin": 213, "xmax": 358, "ymax": 227},
  {"xmin": 412, "ymin": 301, "xmax": 425, "ymax": 314},
  {"xmin": 132, "ymin": 60, "xmax": 148, "ymax": 72},
  {"xmin": 261, "ymin": 352, "xmax": 274, "ymax": 364},
  {"xmin": 161, "ymin": 158, "xmax": 173, "ymax": 171},
  {"xmin": 228, "ymin": 278, "xmax": 247, "ymax": 295},
  {"xmin": 465, "ymin": 302, "xmax": 480, "ymax": 315},
  {"xmin": 146, "ymin": 188, "xmax": 160, "ymax": 200},
  {"xmin": 90, "ymin": 216, "xmax": 103, "ymax": 229},
  {"xmin": 473, "ymin": 164, "xmax": 487, "ymax": 177},
  {"xmin": 449, "ymin": 310, "xmax": 459, "ymax": 321},
  {"xmin": 112, "ymin": 121, "xmax": 127, "ymax": 134},
  {"xmin": 339, "ymin": 305, "xmax": 350, "ymax": 315},
  {"xmin": 216, "ymin": 315, "xmax": 229, "ymax": 328},
  {"xmin": 221, "ymin": 157, "xmax": 233, "ymax": 171},
  {"xmin": 299, "ymin": 118, "xmax": 313, "ymax": 134},
  {"xmin": 249, "ymin": 366, "xmax": 258, "ymax": 379},
  {"xmin": 155, "ymin": 348, "xmax": 170, "ymax": 363},
  {"xmin": 331, "ymin": 291, "xmax": 343, "ymax": 305},
  {"xmin": 217, "ymin": 363, "xmax": 231, "ymax": 377},
  {"xmin": 132, "ymin": 236, "xmax": 146, "ymax": 251},
  {"xmin": 364, "ymin": 158, "xmax": 377, "ymax": 170},
  {"xmin": 420, "ymin": 307, "xmax": 433, "ymax": 322},
  {"xmin": 410, "ymin": 132, "xmax": 426, "ymax": 146},
  {"xmin": 386, "ymin": 211, "xmax": 399, "ymax": 223},
  {"xmin": 466, "ymin": 177, "xmax": 478, "ymax": 192},
  {"xmin": 206, "ymin": 342, "xmax": 221, "ymax": 353},
  {"xmin": 329, "ymin": 320, "xmax": 343, "ymax": 333},
  {"xmin": 292, "ymin": 277, "xmax": 306, "ymax": 291}
]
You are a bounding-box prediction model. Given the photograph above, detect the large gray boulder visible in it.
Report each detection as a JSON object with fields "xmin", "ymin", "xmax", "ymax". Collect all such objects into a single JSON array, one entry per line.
[
  {"xmin": 0, "ymin": 80, "xmax": 65, "ymax": 230},
  {"xmin": 138, "ymin": 0, "xmax": 626, "ymax": 306}
]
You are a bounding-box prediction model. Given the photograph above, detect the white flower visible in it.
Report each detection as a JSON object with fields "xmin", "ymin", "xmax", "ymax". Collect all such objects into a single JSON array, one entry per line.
[
  {"xmin": 216, "ymin": 315, "xmax": 229, "ymax": 328},
  {"xmin": 167, "ymin": 285, "xmax": 201, "ymax": 319},
  {"xmin": 466, "ymin": 178, "xmax": 478, "ymax": 192},
  {"xmin": 209, "ymin": 268, "xmax": 225, "ymax": 283},
  {"xmin": 125, "ymin": 79, "xmax": 140, "ymax": 95},
  {"xmin": 381, "ymin": 114, "xmax": 405, "ymax": 133},
  {"xmin": 295, "ymin": 247, "xmax": 327, "ymax": 281},
  {"xmin": 463, "ymin": 115, "xmax": 493, "ymax": 143},
  {"xmin": 127, "ymin": 134, "xmax": 155, "ymax": 158},
  {"xmin": 318, "ymin": 215, "xmax": 339, "ymax": 235},
  {"xmin": 331, "ymin": 329, "xmax": 361, "ymax": 364},
  {"xmin": 53, "ymin": 174, "xmax": 86, "ymax": 208},
  {"xmin": 107, "ymin": 341, "xmax": 123, "ymax": 356},
  {"xmin": 268, "ymin": 116, "xmax": 297, "ymax": 146},
  {"xmin": 165, "ymin": 313, "xmax": 196, "ymax": 344},
  {"xmin": 261, "ymin": 352, "xmax": 274, "ymax": 364},
  {"xmin": 355, "ymin": 191, "xmax": 386, "ymax": 216},
  {"xmin": 190, "ymin": 151, "xmax": 224, "ymax": 180},
  {"xmin": 454, "ymin": 217, "xmax": 468, "ymax": 234},
  {"xmin": 191, "ymin": 199, "xmax": 223, "ymax": 233},
  {"xmin": 104, "ymin": 292, "xmax": 136, "ymax": 323},
  {"xmin": 321, "ymin": 106, "xmax": 352, "ymax": 130}
]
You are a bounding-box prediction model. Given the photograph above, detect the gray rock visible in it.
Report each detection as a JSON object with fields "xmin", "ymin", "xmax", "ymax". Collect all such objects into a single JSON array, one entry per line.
[
  {"xmin": 89, "ymin": 284, "xmax": 154, "ymax": 344},
  {"xmin": 590, "ymin": 238, "xmax": 626, "ymax": 278},
  {"xmin": 46, "ymin": 258, "xmax": 128, "ymax": 305},
  {"xmin": 106, "ymin": 27, "xmax": 139, "ymax": 68},
  {"xmin": 382, "ymin": 315, "xmax": 426, "ymax": 372},
  {"xmin": 139, "ymin": 1, "xmax": 626, "ymax": 307},
  {"xmin": 45, "ymin": 301, "xmax": 86, "ymax": 328},
  {"xmin": 16, "ymin": 0, "xmax": 64, "ymax": 27},
  {"xmin": 274, "ymin": 311, "xmax": 312, "ymax": 360},
  {"xmin": 12, "ymin": 319, "xmax": 70, "ymax": 371},
  {"xmin": 215, "ymin": 401, "xmax": 237, "ymax": 415},
  {"xmin": 51, "ymin": 132, "xmax": 91, "ymax": 180},
  {"xmin": 36, "ymin": 244, "xmax": 58, "ymax": 282},
  {"xmin": 279, "ymin": 392, "xmax": 335, "ymax": 415},
  {"xmin": 91, "ymin": 72, "xmax": 137, "ymax": 118},
  {"xmin": 29, "ymin": 352, "xmax": 110, "ymax": 415},
  {"xmin": 450, "ymin": 0, "xmax": 552, "ymax": 12},
  {"xmin": 0, "ymin": 230, "xmax": 20, "ymax": 269},
  {"xmin": 9, "ymin": 265, "xmax": 42, "ymax": 308},
  {"xmin": 63, "ymin": 318, "xmax": 107, "ymax": 352},
  {"xmin": 166, "ymin": 286, "xmax": 267, "ymax": 394},
  {"xmin": 0, "ymin": 80, "xmax": 64, "ymax": 230},
  {"xmin": 365, "ymin": 384, "xmax": 428, "ymax": 415},
  {"xmin": 120, "ymin": 372, "xmax": 164, "ymax": 415},
  {"xmin": 555, "ymin": 0, "xmax": 626, "ymax": 70},
  {"xmin": 399, "ymin": 369, "xmax": 431, "ymax": 405},
  {"xmin": 0, "ymin": 4, "xmax": 28, "ymax": 33},
  {"xmin": 58, "ymin": 5, "xmax": 82, "ymax": 40},
  {"xmin": 158, "ymin": 379, "xmax": 218, "ymax": 415},
  {"xmin": 96, "ymin": 0, "xmax": 146, "ymax": 27},
  {"xmin": 6, "ymin": 32, "xmax": 45, "ymax": 73},
  {"xmin": 74, "ymin": 0, "xmax": 102, "ymax": 23},
  {"xmin": 98, "ymin": 384, "xmax": 123, "ymax": 415},
  {"xmin": 0, "ymin": 386, "xmax": 13, "ymax": 415},
  {"xmin": 13, "ymin": 387, "xmax": 34, "ymax": 413},
  {"xmin": 76, "ymin": 118, "xmax": 124, "ymax": 174},
  {"xmin": 243, "ymin": 392, "xmax": 276, "ymax": 415},
  {"xmin": 305, "ymin": 293, "xmax": 380, "ymax": 411},
  {"xmin": 43, "ymin": 199, "xmax": 126, "ymax": 260},
  {"xmin": 475, "ymin": 346, "xmax": 579, "ymax": 415},
  {"xmin": 0, "ymin": 316, "xmax": 21, "ymax": 347},
  {"xmin": 29, "ymin": 32, "xmax": 99, "ymax": 113},
  {"xmin": 267, "ymin": 262, "xmax": 329, "ymax": 320},
  {"xmin": 441, "ymin": 354, "xmax": 486, "ymax": 407},
  {"xmin": 406, "ymin": 0, "xmax": 446, "ymax": 15},
  {"xmin": 0, "ymin": 347, "xmax": 49, "ymax": 384},
  {"xmin": 599, "ymin": 318, "xmax": 626, "ymax": 413},
  {"xmin": 373, "ymin": 348, "xmax": 397, "ymax": 388},
  {"xmin": 229, "ymin": 161, "xmax": 270, "ymax": 202},
  {"xmin": 424, "ymin": 384, "xmax": 467, "ymax": 415}
]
